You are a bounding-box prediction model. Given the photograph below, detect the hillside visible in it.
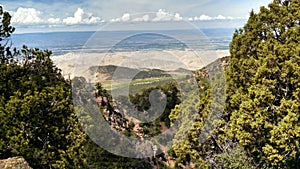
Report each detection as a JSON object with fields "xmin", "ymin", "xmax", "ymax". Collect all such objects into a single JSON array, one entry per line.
[
  {"xmin": 70, "ymin": 55, "xmax": 229, "ymax": 167},
  {"xmin": 93, "ymin": 55, "xmax": 230, "ymax": 136},
  {"xmin": 89, "ymin": 65, "xmax": 178, "ymax": 81},
  {"xmin": 51, "ymin": 50, "xmax": 229, "ymax": 82}
]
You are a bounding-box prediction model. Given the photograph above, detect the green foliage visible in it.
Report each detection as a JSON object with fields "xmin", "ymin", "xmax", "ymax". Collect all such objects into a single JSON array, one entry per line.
[
  {"xmin": 0, "ymin": 6, "xmax": 152, "ymax": 168},
  {"xmin": 90, "ymin": 65, "xmax": 170, "ymax": 80},
  {"xmin": 72, "ymin": 81, "xmax": 154, "ymax": 168},
  {"xmin": 1, "ymin": 1, "xmax": 299, "ymax": 168},
  {"xmin": 0, "ymin": 6, "xmax": 88, "ymax": 168},
  {"xmin": 0, "ymin": 41, "xmax": 84, "ymax": 168},
  {"xmin": 227, "ymin": 0, "xmax": 300, "ymax": 167},
  {"xmin": 129, "ymin": 82, "xmax": 180, "ymax": 136},
  {"xmin": 213, "ymin": 142, "xmax": 258, "ymax": 169},
  {"xmin": 0, "ymin": 6, "xmax": 15, "ymax": 40}
]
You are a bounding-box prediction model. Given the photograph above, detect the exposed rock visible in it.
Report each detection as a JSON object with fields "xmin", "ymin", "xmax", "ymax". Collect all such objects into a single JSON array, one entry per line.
[
  {"xmin": 193, "ymin": 56, "xmax": 229, "ymax": 79},
  {"xmin": 0, "ymin": 157, "xmax": 32, "ymax": 169}
]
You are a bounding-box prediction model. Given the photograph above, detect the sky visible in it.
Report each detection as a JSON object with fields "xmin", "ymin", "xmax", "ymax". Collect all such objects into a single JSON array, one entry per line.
[{"xmin": 0, "ymin": 0, "xmax": 272, "ymax": 33}]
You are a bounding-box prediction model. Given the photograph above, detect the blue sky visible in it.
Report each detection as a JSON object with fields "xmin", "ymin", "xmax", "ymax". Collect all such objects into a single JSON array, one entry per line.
[{"xmin": 0, "ymin": 0, "xmax": 272, "ymax": 33}]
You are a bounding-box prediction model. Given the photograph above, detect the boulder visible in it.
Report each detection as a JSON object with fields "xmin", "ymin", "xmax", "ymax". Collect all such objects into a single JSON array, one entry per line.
[{"xmin": 0, "ymin": 157, "xmax": 32, "ymax": 169}]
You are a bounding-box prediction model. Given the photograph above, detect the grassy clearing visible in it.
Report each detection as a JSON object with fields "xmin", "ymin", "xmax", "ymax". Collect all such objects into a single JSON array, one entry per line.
[{"xmin": 103, "ymin": 74, "xmax": 188, "ymax": 96}]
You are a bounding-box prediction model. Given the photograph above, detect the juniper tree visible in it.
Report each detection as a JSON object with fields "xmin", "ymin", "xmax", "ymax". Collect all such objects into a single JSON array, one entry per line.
[
  {"xmin": 227, "ymin": 0, "xmax": 300, "ymax": 167},
  {"xmin": 0, "ymin": 6, "xmax": 88, "ymax": 168}
]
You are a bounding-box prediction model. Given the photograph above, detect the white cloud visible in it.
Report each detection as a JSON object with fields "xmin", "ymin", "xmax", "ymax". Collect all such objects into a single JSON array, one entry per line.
[
  {"xmin": 111, "ymin": 10, "xmax": 182, "ymax": 23},
  {"xmin": 110, "ymin": 18, "xmax": 120, "ymax": 22},
  {"xmin": 215, "ymin": 14, "xmax": 226, "ymax": 20},
  {"xmin": 84, "ymin": 16, "xmax": 103, "ymax": 24},
  {"xmin": 9, "ymin": 6, "xmax": 245, "ymax": 27},
  {"xmin": 48, "ymin": 18, "xmax": 61, "ymax": 24},
  {"xmin": 110, "ymin": 13, "xmax": 131, "ymax": 22},
  {"xmin": 153, "ymin": 9, "xmax": 172, "ymax": 21},
  {"xmin": 193, "ymin": 14, "xmax": 212, "ymax": 21},
  {"xmin": 108, "ymin": 10, "xmax": 242, "ymax": 23},
  {"xmin": 174, "ymin": 13, "xmax": 183, "ymax": 21},
  {"xmin": 189, "ymin": 14, "xmax": 245, "ymax": 21},
  {"xmin": 11, "ymin": 7, "xmax": 42, "ymax": 24},
  {"xmin": 121, "ymin": 13, "xmax": 130, "ymax": 22},
  {"xmin": 63, "ymin": 8, "xmax": 84, "ymax": 24},
  {"xmin": 132, "ymin": 14, "xmax": 150, "ymax": 22},
  {"xmin": 152, "ymin": 9, "xmax": 183, "ymax": 22},
  {"xmin": 62, "ymin": 8, "xmax": 103, "ymax": 25}
]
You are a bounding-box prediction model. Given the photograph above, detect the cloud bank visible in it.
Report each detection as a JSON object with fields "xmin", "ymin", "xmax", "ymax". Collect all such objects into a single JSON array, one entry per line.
[
  {"xmin": 188, "ymin": 14, "xmax": 245, "ymax": 21},
  {"xmin": 11, "ymin": 7, "xmax": 104, "ymax": 25},
  {"xmin": 10, "ymin": 7, "xmax": 245, "ymax": 25}
]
